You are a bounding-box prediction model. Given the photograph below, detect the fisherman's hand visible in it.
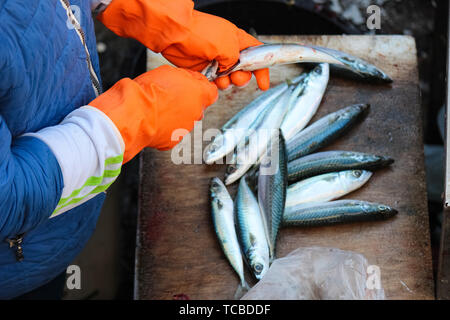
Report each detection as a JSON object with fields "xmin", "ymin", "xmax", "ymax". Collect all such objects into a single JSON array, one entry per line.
[
  {"xmin": 90, "ymin": 65, "xmax": 218, "ymax": 163},
  {"xmin": 97, "ymin": 0, "xmax": 270, "ymax": 90},
  {"xmin": 161, "ymin": 10, "xmax": 270, "ymax": 91}
]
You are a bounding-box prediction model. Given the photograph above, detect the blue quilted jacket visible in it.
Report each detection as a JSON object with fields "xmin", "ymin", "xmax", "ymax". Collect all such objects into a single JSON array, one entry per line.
[{"xmin": 0, "ymin": 0, "xmax": 106, "ymax": 298}]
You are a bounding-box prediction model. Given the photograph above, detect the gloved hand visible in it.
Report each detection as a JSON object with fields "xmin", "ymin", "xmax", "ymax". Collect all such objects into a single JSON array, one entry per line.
[
  {"xmin": 97, "ymin": 0, "xmax": 270, "ymax": 90},
  {"xmin": 89, "ymin": 65, "xmax": 218, "ymax": 163}
]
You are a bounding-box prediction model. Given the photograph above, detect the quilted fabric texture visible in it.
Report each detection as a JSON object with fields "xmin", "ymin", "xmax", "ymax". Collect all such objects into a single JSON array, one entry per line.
[{"xmin": 0, "ymin": 0, "xmax": 106, "ymax": 298}]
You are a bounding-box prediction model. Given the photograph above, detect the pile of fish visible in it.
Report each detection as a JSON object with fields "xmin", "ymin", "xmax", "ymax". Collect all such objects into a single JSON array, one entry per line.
[{"xmin": 207, "ymin": 43, "xmax": 397, "ymax": 288}]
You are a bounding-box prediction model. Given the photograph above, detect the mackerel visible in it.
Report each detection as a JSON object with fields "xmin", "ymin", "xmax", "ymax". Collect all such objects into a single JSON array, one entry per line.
[
  {"xmin": 203, "ymin": 43, "xmax": 392, "ymax": 83},
  {"xmin": 285, "ymin": 170, "xmax": 372, "ymax": 209},
  {"xmin": 257, "ymin": 131, "xmax": 288, "ymax": 260},
  {"xmin": 224, "ymin": 88, "xmax": 293, "ymax": 185},
  {"xmin": 210, "ymin": 178, "xmax": 247, "ymax": 287},
  {"xmin": 286, "ymin": 104, "xmax": 369, "ymax": 162},
  {"xmin": 288, "ymin": 150, "xmax": 393, "ymax": 183},
  {"xmin": 282, "ymin": 200, "xmax": 398, "ymax": 227},
  {"xmin": 235, "ymin": 176, "xmax": 270, "ymax": 280},
  {"xmin": 280, "ymin": 63, "xmax": 329, "ymax": 141}
]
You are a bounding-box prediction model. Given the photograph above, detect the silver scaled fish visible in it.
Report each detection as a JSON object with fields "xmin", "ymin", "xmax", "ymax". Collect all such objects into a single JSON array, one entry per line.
[{"xmin": 210, "ymin": 177, "xmax": 247, "ymax": 288}]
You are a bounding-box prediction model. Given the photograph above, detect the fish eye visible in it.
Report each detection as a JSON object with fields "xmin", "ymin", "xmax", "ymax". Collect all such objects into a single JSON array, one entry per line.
[
  {"xmin": 208, "ymin": 145, "xmax": 217, "ymax": 153},
  {"xmin": 253, "ymin": 263, "xmax": 263, "ymax": 274},
  {"xmin": 352, "ymin": 170, "xmax": 362, "ymax": 178},
  {"xmin": 211, "ymin": 181, "xmax": 219, "ymax": 188},
  {"xmin": 227, "ymin": 165, "xmax": 237, "ymax": 174},
  {"xmin": 378, "ymin": 205, "xmax": 388, "ymax": 212}
]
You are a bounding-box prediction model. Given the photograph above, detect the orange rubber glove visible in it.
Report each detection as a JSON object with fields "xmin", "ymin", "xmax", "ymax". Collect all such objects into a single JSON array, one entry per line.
[
  {"xmin": 97, "ymin": 0, "xmax": 270, "ymax": 91},
  {"xmin": 90, "ymin": 65, "xmax": 218, "ymax": 163}
]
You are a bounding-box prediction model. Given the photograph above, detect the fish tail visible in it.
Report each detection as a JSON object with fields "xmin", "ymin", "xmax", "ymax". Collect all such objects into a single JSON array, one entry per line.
[{"xmin": 233, "ymin": 280, "xmax": 250, "ymax": 300}]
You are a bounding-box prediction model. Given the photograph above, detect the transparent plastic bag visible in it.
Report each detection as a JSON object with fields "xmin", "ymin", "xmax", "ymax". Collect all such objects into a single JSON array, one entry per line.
[{"xmin": 241, "ymin": 247, "xmax": 385, "ymax": 300}]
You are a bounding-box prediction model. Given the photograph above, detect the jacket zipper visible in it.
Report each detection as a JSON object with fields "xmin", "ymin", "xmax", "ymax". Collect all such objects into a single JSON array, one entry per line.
[
  {"xmin": 59, "ymin": 0, "xmax": 102, "ymax": 97},
  {"xmin": 5, "ymin": 234, "xmax": 25, "ymax": 262}
]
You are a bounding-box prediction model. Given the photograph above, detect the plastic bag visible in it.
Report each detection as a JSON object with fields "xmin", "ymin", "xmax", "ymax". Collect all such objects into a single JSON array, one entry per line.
[{"xmin": 241, "ymin": 247, "xmax": 385, "ymax": 300}]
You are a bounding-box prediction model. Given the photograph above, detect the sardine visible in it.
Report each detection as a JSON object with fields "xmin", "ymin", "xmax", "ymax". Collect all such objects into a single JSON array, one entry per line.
[
  {"xmin": 286, "ymin": 104, "xmax": 369, "ymax": 162},
  {"xmin": 235, "ymin": 176, "xmax": 270, "ymax": 280},
  {"xmin": 285, "ymin": 170, "xmax": 372, "ymax": 209},
  {"xmin": 210, "ymin": 178, "xmax": 246, "ymax": 287},
  {"xmin": 288, "ymin": 150, "xmax": 394, "ymax": 183},
  {"xmin": 257, "ymin": 131, "xmax": 288, "ymax": 260},
  {"xmin": 282, "ymin": 200, "xmax": 398, "ymax": 227},
  {"xmin": 203, "ymin": 43, "xmax": 392, "ymax": 83},
  {"xmin": 280, "ymin": 63, "xmax": 329, "ymax": 141}
]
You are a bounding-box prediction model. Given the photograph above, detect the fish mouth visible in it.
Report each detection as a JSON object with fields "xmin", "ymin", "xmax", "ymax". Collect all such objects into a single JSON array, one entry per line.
[
  {"xmin": 379, "ymin": 72, "xmax": 393, "ymax": 83},
  {"xmin": 224, "ymin": 165, "xmax": 241, "ymax": 185},
  {"xmin": 378, "ymin": 156, "xmax": 395, "ymax": 166},
  {"xmin": 387, "ymin": 208, "xmax": 398, "ymax": 217},
  {"xmin": 377, "ymin": 204, "xmax": 398, "ymax": 218},
  {"xmin": 204, "ymin": 144, "xmax": 224, "ymax": 164},
  {"xmin": 356, "ymin": 103, "xmax": 370, "ymax": 113},
  {"xmin": 382, "ymin": 208, "xmax": 398, "ymax": 218}
]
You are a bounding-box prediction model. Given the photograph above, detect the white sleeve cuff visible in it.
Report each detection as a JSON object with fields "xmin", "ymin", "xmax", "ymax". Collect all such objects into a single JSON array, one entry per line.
[{"xmin": 25, "ymin": 106, "xmax": 124, "ymax": 217}]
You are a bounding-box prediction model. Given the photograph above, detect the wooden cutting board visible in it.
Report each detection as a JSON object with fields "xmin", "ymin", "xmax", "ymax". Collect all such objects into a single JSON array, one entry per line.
[{"xmin": 135, "ymin": 35, "xmax": 434, "ymax": 300}]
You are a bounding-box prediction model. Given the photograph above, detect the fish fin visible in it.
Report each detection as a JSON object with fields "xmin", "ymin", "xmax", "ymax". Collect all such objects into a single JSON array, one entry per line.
[
  {"xmin": 249, "ymin": 233, "xmax": 257, "ymax": 247},
  {"xmin": 233, "ymin": 280, "xmax": 251, "ymax": 300}
]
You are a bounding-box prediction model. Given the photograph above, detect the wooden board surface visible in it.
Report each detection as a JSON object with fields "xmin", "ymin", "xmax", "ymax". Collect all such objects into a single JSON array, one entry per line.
[{"xmin": 136, "ymin": 35, "xmax": 434, "ymax": 300}]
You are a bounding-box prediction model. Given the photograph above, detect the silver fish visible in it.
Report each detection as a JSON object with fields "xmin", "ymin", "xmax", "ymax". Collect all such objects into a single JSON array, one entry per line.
[
  {"xmin": 286, "ymin": 104, "xmax": 369, "ymax": 162},
  {"xmin": 203, "ymin": 43, "xmax": 391, "ymax": 83},
  {"xmin": 282, "ymin": 199, "xmax": 398, "ymax": 227},
  {"xmin": 204, "ymin": 82, "xmax": 288, "ymax": 164},
  {"xmin": 205, "ymin": 74, "xmax": 306, "ymax": 164},
  {"xmin": 287, "ymin": 150, "xmax": 394, "ymax": 183},
  {"xmin": 285, "ymin": 170, "xmax": 373, "ymax": 210},
  {"xmin": 210, "ymin": 177, "xmax": 246, "ymax": 287},
  {"xmin": 224, "ymin": 88, "xmax": 292, "ymax": 185},
  {"xmin": 235, "ymin": 176, "xmax": 270, "ymax": 280},
  {"xmin": 280, "ymin": 63, "xmax": 329, "ymax": 141},
  {"xmin": 257, "ymin": 130, "xmax": 288, "ymax": 260}
]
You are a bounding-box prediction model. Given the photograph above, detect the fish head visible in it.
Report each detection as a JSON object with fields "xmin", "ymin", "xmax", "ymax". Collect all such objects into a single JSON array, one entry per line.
[
  {"xmin": 205, "ymin": 128, "xmax": 248, "ymax": 165},
  {"xmin": 347, "ymin": 152, "xmax": 394, "ymax": 169},
  {"xmin": 311, "ymin": 62, "xmax": 330, "ymax": 78},
  {"xmin": 339, "ymin": 103, "xmax": 370, "ymax": 120},
  {"xmin": 225, "ymin": 163, "xmax": 249, "ymax": 185},
  {"xmin": 210, "ymin": 178, "xmax": 233, "ymax": 212},
  {"xmin": 356, "ymin": 62, "xmax": 392, "ymax": 83},
  {"xmin": 204, "ymin": 134, "xmax": 229, "ymax": 164},
  {"xmin": 224, "ymin": 146, "xmax": 253, "ymax": 185},
  {"xmin": 376, "ymin": 204, "xmax": 398, "ymax": 218},
  {"xmin": 210, "ymin": 178, "xmax": 226, "ymax": 200},
  {"xmin": 333, "ymin": 53, "xmax": 392, "ymax": 83},
  {"xmin": 251, "ymin": 257, "xmax": 269, "ymax": 280},
  {"xmin": 341, "ymin": 170, "xmax": 373, "ymax": 189}
]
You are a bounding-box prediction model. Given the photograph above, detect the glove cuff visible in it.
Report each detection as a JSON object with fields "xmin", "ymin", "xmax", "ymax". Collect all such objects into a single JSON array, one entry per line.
[
  {"xmin": 90, "ymin": 78, "xmax": 159, "ymax": 163},
  {"xmin": 97, "ymin": 0, "xmax": 195, "ymax": 52}
]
